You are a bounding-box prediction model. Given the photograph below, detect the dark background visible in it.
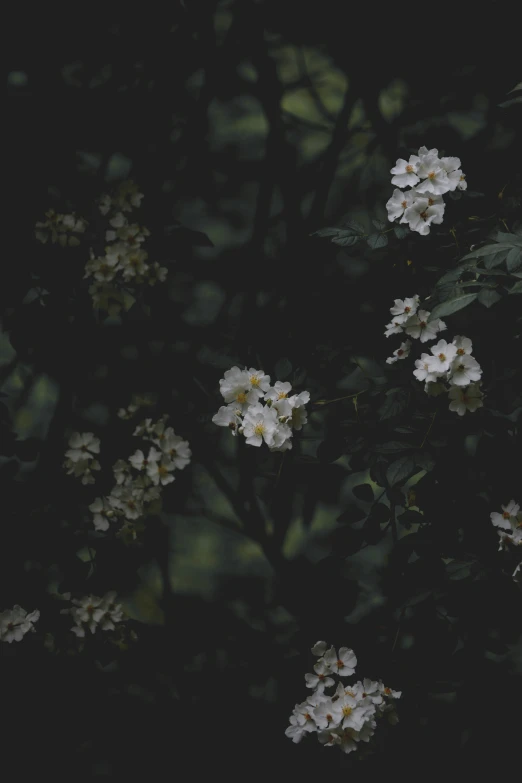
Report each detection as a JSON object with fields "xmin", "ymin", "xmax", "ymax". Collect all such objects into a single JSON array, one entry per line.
[{"xmin": 4, "ymin": 5, "xmax": 521, "ymax": 778}]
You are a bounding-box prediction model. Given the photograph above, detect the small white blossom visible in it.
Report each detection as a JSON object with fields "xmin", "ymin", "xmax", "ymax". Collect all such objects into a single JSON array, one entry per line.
[
  {"xmin": 386, "ymin": 188, "xmax": 417, "ymax": 222},
  {"xmin": 490, "ymin": 500, "xmax": 520, "ymax": 531},
  {"xmin": 242, "ymin": 404, "xmax": 278, "ymax": 447},
  {"xmin": 448, "ymin": 354, "xmax": 482, "ymax": 387},
  {"xmin": 426, "ymin": 339, "xmax": 458, "ymax": 374},
  {"xmin": 0, "ymin": 606, "xmax": 40, "ymax": 643},
  {"xmin": 448, "ymin": 382, "xmax": 483, "ymax": 416},
  {"xmin": 389, "ymin": 295, "xmax": 420, "ymax": 324},
  {"xmin": 65, "ymin": 432, "xmax": 100, "ymax": 463},
  {"xmin": 405, "ymin": 310, "xmax": 446, "ymax": 342},
  {"xmin": 390, "ymin": 155, "xmax": 420, "ymax": 188},
  {"xmin": 386, "ymin": 339, "xmax": 412, "ymax": 365}
]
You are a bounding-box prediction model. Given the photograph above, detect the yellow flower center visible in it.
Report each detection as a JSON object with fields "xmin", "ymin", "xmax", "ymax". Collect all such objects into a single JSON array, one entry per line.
[
  {"xmin": 254, "ymin": 423, "xmax": 265, "ymax": 436},
  {"xmin": 236, "ymin": 392, "xmax": 247, "ymax": 404},
  {"xmin": 503, "ymin": 511, "xmax": 511, "ymax": 520},
  {"xmin": 438, "ymin": 353, "xmax": 446, "ymax": 362},
  {"xmin": 420, "ymin": 211, "xmax": 429, "ymax": 220},
  {"xmin": 406, "ymin": 165, "xmax": 414, "ymax": 173},
  {"xmin": 401, "ymin": 200, "xmax": 407, "ymax": 208},
  {"xmin": 277, "ymin": 392, "xmax": 287, "ymax": 399},
  {"xmin": 342, "ymin": 706, "xmax": 352, "ymax": 717},
  {"xmin": 428, "ymin": 171, "xmax": 436, "ymax": 180},
  {"xmin": 456, "ymin": 348, "xmax": 465, "ymax": 355},
  {"xmin": 250, "ymin": 376, "xmax": 260, "ymax": 387}
]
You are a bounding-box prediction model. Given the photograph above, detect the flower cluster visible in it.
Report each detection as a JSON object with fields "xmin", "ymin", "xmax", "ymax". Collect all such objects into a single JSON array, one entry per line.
[
  {"xmin": 385, "ymin": 296, "xmax": 484, "ymax": 416},
  {"xmin": 86, "ymin": 181, "xmax": 167, "ymax": 311},
  {"xmin": 490, "ymin": 499, "xmax": 522, "ymax": 581},
  {"xmin": 212, "ymin": 366, "xmax": 310, "ymax": 451},
  {"xmin": 63, "ymin": 432, "xmax": 101, "ymax": 485},
  {"xmin": 60, "ymin": 591, "xmax": 125, "ymax": 638},
  {"xmin": 285, "ymin": 641, "xmax": 401, "ymax": 755},
  {"xmin": 0, "ymin": 605, "xmax": 40, "ymax": 643},
  {"xmin": 87, "ymin": 415, "xmax": 191, "ymax": 538},
  {"xmin": 386, "ymin": 146, "xmax": 467, "ymax": 235},
  {"xmin": 35, "ymin": 209, "xmax": 87, "ymax": 247}
]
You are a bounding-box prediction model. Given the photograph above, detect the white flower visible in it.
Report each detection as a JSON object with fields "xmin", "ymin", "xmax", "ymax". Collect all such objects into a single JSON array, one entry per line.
[
  {"xmin": 413, "ymin": 353, "xmax": 440, "ymax": 383},
  {"xmin": 292, "ymin": 701, "xmax": 317, "ymax": 732},
  {"xmin": 448, "ymin": 354, "xmax": 482, "ymax": 387},
  {"xmin": 403, "ymin": 199, "xmax": 441, "ymax": 235},
  {"xmin": 426, "ymin": 339, "xmax": 458, "ymax": 374},
  {"xmin": 289, "ymin": 391, "xmax": 310, "ymax": 431},
  {"xmin": 390, "ymin": 155, "xmax": 420, "ymax": 188},
  {"xmin": 118, "ymin": 404, "xmax": 139, "ymax": 420},
  {"xmin": 64, "ymin": 457, "xmax": 101, "ymax": 484},
  {"xmin": 386, "ymin": 340, "xmax": 412, "ymax": 365},
  {"xmin": 490, "ymin": 500, "xmax": 520, "ymax": 531},
  {"xmin": 386, "ymin": 188, "xmax": 417, "ymax": 222},
  {"xmin": 246, "ymin": 368, "xmax": 271, "ymax": 394},
  {"xmin": 305, "ymin": 659, "xmax": 335, "ymax": 690},
  {"xmin": 384, "ymin": 320, "xmax": 405, "ymax": 338},
  {"xmin": 121, "ymin": 248, "xmax": 149, "ymax": 281},
  {"xmin": 264, "ymin": 381, "xmax": 293, "ymax": 403},
  {"xmin": 0, "ymin": 606, "xmax": 40, "ymax": 643},
  {"xmin": 89, "ymin": 496, "xmax": 121, "ymax": 532},
  {"xmin": 457, "ymin": 173, "xmax": 467, "ymax": 191},
  {"xmin": 311, "ymin": 640, "xmax": 328, "ymax": 656},
  {"xmin": 212, "ymin": 405, "xmax": 243, "ymax": 435},
  {"xmin": 113, "ymin": 458, "xmax": 131, "ymax": 485},
  {"xmin": 146, "ymin": 262, "xmax": 168, "ymax": 285},
  {"xmin": 313, "ymin": 698, "xmax": 341, "ymax": 730},
  {"xmin": 219, "ymin": 367, "xmax": 259, "ymax": 409},
  {"xmin": 65, "ymin": 432, "xmax": 101, "ymax": 463},
  {"xmin": 423, "ymin": 194, "xmax": 446, "ymax": 223},
  {"xmin": 405, "ymin": 310, "xmax": 446, "ymax": 342},
  {"xmin": 67, "ymin": 592, "xmax": 125, "ymax": 637},
  {"xmin": 110, "ymin": 485, "xmax": 145, "ymax": 518},
  {"xmin": 269, "ymin": 421, "xmax": 293, "ymax": 452},
  {"xmin": 448, "ymin": 382, "xmax": 483, "ymax": 416},
  {"xmin": 242, "ymin": 404, "xmax": 278, "ymax": 447},
  {"xmin": 146, "ymin": 457, "xmax": 176, "ymax": 487},
  {"xmin": 416, "ymin": 150, "xmax": 450, "ymax": 195},
  {"xmin": 162, "ymin": 430, "xmax": 192, "ymax": 470},
  {"xmin": 389, "ymin": 296, "xmax": 420, "ymax": 324},
  {"xmin": 323, "ymin": 646, "xmax": 357, "ymax": 677},
  {"xmin": 452, "ymin": 335, "xmax": 473, "ymax": 356}
]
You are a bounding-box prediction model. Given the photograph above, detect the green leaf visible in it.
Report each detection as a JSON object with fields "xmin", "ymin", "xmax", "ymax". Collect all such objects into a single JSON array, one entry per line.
[
  {"xmin": 378, "ymin": 388, "xmax": 409, "ymax": 420},
  {"xmin": 436, "ymin": 264, "xmax": 474, "ymax": 286},
  {"xmin": 484, "ymin": 248, "xmax": 510, "ymax": 269},
  {"xmin": 312, "ymin": 227, "xmax": 361, "ymax": 247},
  {"xmin": 496, "ymin": 232, "xmax": 522, "ymax": 247},
  {"xmin": 394, "ymin": 224, "xmax": 409, "ymax": 239},
  {"xmin": 374, "ymin": 441, "xmax": 412, "ymax": 454},
  {"xmin": 506, "ymin": 247, "xmax": 522, "ymax": 272},
  {"xmin": 429, "ymin": 293, "xmax": 477, "ymax": 319},
  {"xmin": 509, "ymin": 280, "xmax": 522, "ymax": 294},
  {"xmin": 343, "ymin": 220, "xmax": 366, "ymax": 235},
  {"xmin": 478, "ymin": 289, "xmax": 502, "ymax": 308},
  {"xmin": 386, "ymin": 456, "xmax": 416, "ymax": 487},
  {"xmin": 460, "ymin": 244, "xmax": 516, "ymax": 262},
  {"xmin": 352, "ymin": 483, "xmax": 374, "ymax": 502},
  {"xmin": 317, "ymin": 437, "xmax": 345, "ymax": 463},
  {"xmin": 367, "ymin": 233, "xmax": 388, "ymax": 249},
  {"xmin": 372, "ymin": 218, "xmax": 387, "ymax": 231}
]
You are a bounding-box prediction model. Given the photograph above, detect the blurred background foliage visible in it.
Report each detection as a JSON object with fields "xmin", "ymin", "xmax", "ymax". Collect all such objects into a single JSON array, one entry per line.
[{"xmin": 3, "ymin": 3, "xmax": 521, "ymax": 777}]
